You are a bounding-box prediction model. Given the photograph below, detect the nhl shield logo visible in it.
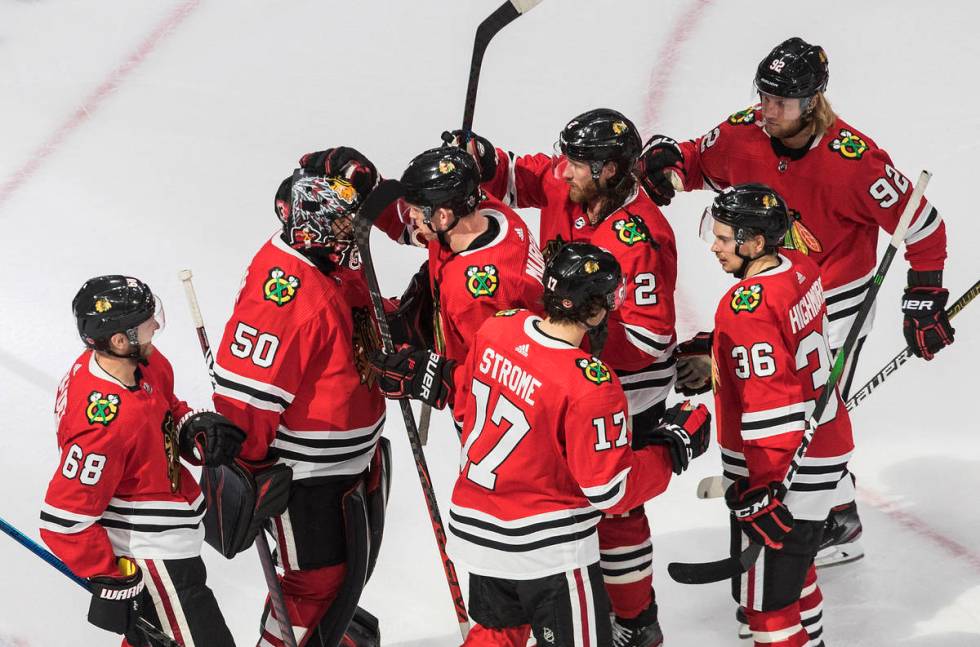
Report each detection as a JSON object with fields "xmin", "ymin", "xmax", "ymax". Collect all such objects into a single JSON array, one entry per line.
[
  {"xmin": 86, "ymin": 391, "xmax": 120, "ymax": 426},
  {"xmin": 613, "ymin": 215, "xmax": 649, "ymax": 247},
  {"xmin": 577, "ymin": 357, "xmax": 611, "ymax": 385},
  {"xmin": 731, "ymin": 284, "xmax": 763, "ymax": 314},
  {"xmin": 466, "ymin": 265, "xmax": 498, "ymax": 298},
  {"xmin": 829, "ymin": 129, "xmax": 868, "ymax": 160},
  {"xmin": 263, "ymin": 267, "xmax": 301, "ymax": 307}
]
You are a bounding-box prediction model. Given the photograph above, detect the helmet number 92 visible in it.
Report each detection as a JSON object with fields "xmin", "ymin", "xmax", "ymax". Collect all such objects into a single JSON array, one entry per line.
[{"xmin": 230, "ymin": 322, "xmax": 281, "ymax": 368}]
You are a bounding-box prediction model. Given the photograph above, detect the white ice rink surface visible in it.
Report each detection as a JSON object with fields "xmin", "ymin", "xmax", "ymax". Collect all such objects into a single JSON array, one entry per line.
[{"xmin": 1, "ymin": 1, "xmax": 977, "ymax": 645}]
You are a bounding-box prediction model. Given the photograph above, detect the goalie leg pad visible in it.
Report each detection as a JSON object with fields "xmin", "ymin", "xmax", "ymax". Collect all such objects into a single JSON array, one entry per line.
[{"xmin": 365, "ymin": 438, "xmax": 391, "ymax": 582}]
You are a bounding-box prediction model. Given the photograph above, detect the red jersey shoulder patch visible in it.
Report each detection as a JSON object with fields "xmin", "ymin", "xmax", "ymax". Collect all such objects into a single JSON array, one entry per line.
[{"xmin": 730, "ymin": 283, "xmax": 763, "ymax": 314}]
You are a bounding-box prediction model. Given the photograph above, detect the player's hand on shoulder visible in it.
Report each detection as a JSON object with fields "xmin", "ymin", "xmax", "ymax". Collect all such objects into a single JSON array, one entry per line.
[
  {"xmin": 637, "ymin": 135, "xmax": 685, "ymax": 206},
  {"xmin": 725, "ymin": 479, "xmax": 794, "ymax": 550},
  {"xmin": 442, "ymin": 129, "xmax": 497, "ymax": 182},
  {"xmin": 298, "ymin": 146, "xmax": 379, "ymax": 197},
  {"xmin": 369, "ymin": 345, "xmax": 455, "ymax": 409},
  {"xmin": 674, "ymin": 331, "xmax": 712, "ymax": 396},
  {"xmin": 902, "ymin": 271, "xmax": 954, "ymax": 360},
  {"xmin": 178, "ymin": 411, "xmax": 246, "ymax": 467},
  {"xmin": 87, "ymin": 558, "xmax": 144, "ymax": 637},
  {"xmin": 633, "ymin": 400, "xmax": 711, "ymax": 475}
]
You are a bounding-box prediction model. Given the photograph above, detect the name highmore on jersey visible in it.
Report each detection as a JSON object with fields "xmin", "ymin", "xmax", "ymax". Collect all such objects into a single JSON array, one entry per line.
[{"xmin": 789, "ymin": 278, "xmax": 825, "ymax": 335}]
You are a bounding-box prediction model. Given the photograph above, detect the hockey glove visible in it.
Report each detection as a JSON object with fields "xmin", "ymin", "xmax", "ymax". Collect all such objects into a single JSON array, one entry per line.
[
  {"xmin": 633, "ymin": 401, "xmax": 711, "ymax": 474},
  {"xmin": 178, "ymin": 411, "xmax": 246, "ymax": 467},
  {"xmin": 387, "ymin": 262, "xmax": 435, "ymax": 348},
  {"xmin": 299, "ymin": 147, "xmax": 379, "ymax": 198},
  {"xmin": 636, "ymin": 135, "xmax": 685, "ymax": 206},
  {"xmin": 674, "ymin": 331, "xmax": 712, "ymax": 396},
  {"xmin": 369, "ymin": 347, "xmax": 455, "ymax": 409},
  {"xmin": 442, "ymin": 129, "xmax": 498, "ymax": 182},
  {"xmin": 902, "ymin": 271, "xmax": 954, "ymax": 360},
  {"xmin": 87, "ymin": 560, "xmax": 144, "ymax": 636},
  {"xmin": 726, "ymin": 479, "xmax": 794, "ymax": 550}
]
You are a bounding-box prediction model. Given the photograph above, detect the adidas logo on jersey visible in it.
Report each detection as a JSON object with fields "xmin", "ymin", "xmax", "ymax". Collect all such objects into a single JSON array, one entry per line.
[
  {"xmin": 797, "ymin": 271, "xmax": 806, "ymax": 284},
  {"xmin": 515, "ymin": 344, "xmax": 530, "ymax": 357},
  {"xmin": 515, "ymin": 227, "xmax": 525, "ymax": 241}
]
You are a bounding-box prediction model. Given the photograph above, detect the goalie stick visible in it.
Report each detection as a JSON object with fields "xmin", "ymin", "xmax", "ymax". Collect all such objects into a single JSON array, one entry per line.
[
  {"xmin": 461, "ymin": 0, "xmax": 543, "ymax": 136},
  {"xmin": 669, "ymin": 170, "xmax": 932, "ymax": 585},
  {"xmin": 695, "ymin": 278, "xmax": 979, "ymax": 501},
  {"xmin": 178, "ymin": 269, "xmax": 298, "ymax": 647},
  {"xmin": 354, "ymin": 180, "xmax": 470, "ymax": 638},
  {"xmin": 0, "ymin": 515, "xmax": 180, "ymax": 647}
]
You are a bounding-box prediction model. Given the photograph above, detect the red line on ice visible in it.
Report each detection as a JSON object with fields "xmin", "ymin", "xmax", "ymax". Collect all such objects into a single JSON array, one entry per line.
[
  {"xmin": 859, "ymin": 485, "xmax": 980, "ymax": 576},
  {"xmin": 0, "ymin": 0, "xmax": 202, "ymax": 210}
]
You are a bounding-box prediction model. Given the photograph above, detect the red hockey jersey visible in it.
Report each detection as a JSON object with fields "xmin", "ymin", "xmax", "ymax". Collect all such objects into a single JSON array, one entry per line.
[
  {"xmin": 712, "ymin": 251, "xmax": 854, "ymax": 521},
  {"xmin": 484, "ymin": 151, "xmax": 678, "ymax": 414},
  {"xmin": 212, "ymin": 234, "xmax": 385, "ymax": 481},
  {"xmin": 41, "ymin": 350, "xmax": 203, "ymax": 578},
  {"xmin": 680, "ymin": 106, "xmax": 947, "ymax": 348},
  {"xmin": 447, "ymin": 310, "xmax": 675, "ymax": 579}
]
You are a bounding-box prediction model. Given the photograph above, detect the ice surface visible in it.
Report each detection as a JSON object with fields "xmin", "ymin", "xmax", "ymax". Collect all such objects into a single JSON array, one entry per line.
[{"xmin": 0, "ymin": 1, "xmax": 977, "ymax": 644}]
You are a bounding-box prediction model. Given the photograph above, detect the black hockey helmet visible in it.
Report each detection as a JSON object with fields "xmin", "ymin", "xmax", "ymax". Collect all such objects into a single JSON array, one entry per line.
[
  {"xmin": 400, "ymin": 147, "xmax": 482, "ymax": 219},
  {"xmin": 558, "ymin": 108, "xmax": 642, "ymax": 176},
  {"xmin": 755, "ymin": 37, "xmax": 829, "ymax": 99},
  {"xmin": 543, "ymin": 242, "xmax": 624, "ymax": 319},
  {"xmin": 705, "ymin": 183, "xmax": 790, "ymax": 248},
  {"xmin": 72, "ymin": 275, "xmax": 159, "ymax": 353}
]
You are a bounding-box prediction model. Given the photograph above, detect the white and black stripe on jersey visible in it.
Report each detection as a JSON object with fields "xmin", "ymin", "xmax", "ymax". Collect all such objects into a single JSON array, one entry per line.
[
  {"xmin": 41, "ymin": 494, "xmax": 206, "ymax": 560},
  {"xmin": 721, "ymin": 448, "xmax": 852, "ymax": 521},
  {"xmin": 447, "ymin": 503, "xmax": 605, "ymax": 580},
  {"xmin": 824, "ymin": 270, "xmax": 875, "ymax": 349},
  {"xmin": 270, "ymin": 414, "xmax": 385, "ymax": 480},
  {"xmin": 599, "ymin": 539, "xmax": 653, "ymax": 585},
  {"xmin": 904, "ymin": 202, "xmax": 942, "ymax": 246},
  {"xmin": 616, "ymin": 353, "xmax": 676, "ymax": 416},
  {"xmin": 212, "ymin": 362, "xmax": 294, "ymax": 414}
]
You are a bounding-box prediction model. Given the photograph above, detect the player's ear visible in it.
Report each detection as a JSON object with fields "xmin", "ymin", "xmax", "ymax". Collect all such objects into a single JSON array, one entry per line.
[
  {"xmin": 109, "ymin": 332, "xmax": 130, "ymax": 354},
  {"xmin": 601, "ymin": 160, "xmax": 618, "ymax": 182}
]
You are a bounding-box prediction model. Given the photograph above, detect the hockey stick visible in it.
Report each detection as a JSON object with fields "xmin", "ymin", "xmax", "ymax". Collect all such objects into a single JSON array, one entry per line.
[
  {"xmin": 177, "ymin": 270, "xmax": 298, "ymax": 647},
  {"xmin": 461, "ymin": 0, "xmax": 543, "ymax": 136},
  {"xmin": 354, "ymin": 180, "xmax": 470, "ymax": 638},
  {"xmin": 669, "ymin": 170, "xmax": 932, "ymax": 585},
  {"xmin": 695, "ymin": 278, "xmax": 980, "ymax": 501},
  {"xmin": 0, "ymin": 515, "xmax": 180, "ymax": 647},
  {"xmin": 846, "ymin": 278, "xmax": 980, "ymax": 411}
]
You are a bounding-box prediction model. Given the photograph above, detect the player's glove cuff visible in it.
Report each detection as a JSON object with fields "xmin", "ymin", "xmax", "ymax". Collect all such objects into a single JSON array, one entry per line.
[{"xmin": 726, "ymin": 479, "xmax": 794, "ymax": 550}]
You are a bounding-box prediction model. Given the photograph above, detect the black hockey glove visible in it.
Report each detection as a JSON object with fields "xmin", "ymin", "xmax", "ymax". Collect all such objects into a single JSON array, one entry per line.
[
  {"xmin": 673, "ymin": 331, "xmax": 712, "ymax": 396},
  {"xmin": 442, "ymin": 129, "xmax": 498, "ymax": 182},
  {"xmin": 636, "ymin": 135, "xmax": 685, "ymax": 206},
  {"xmin": 387, "ymin": 262, "xmax": 435, "ymax": 348},
  {"xmin": 369, "ymin": 346, "xmax": 455, "ymax": 409},
  {"xmin": 633, "ymin": 401, "xmax": 711, "ymax": 475},
  {"xmin": 179, "ymin": 411, "xmax": 246, "ymax": 467},
  {"xmin": 726, "ymin": 479, "xmax": 794, "ymax": 550},
  {"xmin": 902, "ymin": 271, "xmax": 954, "ymax": 360},
  {"xmin": 87, "ymin": 562, "xmax": 144, "ymax": 636},
  {"xmin": 299, "ymin": 146, "xmax": 379, "ymax": 198}
]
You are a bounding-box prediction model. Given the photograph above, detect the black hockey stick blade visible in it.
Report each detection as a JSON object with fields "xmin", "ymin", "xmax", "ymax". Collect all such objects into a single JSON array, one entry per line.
[
  {"xmin": 358, "ymin": 179, "xmax": 404, "ymax": 228},
  {"xmin": 668, "ymin": 543, "xmax": 762, "ymax": 585},
  {"xmin": 462, "ymin": 0, "xmax": 543, "ymax": 133}
]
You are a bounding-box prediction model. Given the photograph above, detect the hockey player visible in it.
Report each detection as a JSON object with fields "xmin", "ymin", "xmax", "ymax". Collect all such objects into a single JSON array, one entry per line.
[
  {"xmin": 370, "ymin": 242, "xmax": 711, "ymax": 647},
  {"xmin": 396, "ymin": 146, "xmax": 545, "ymax": 418},
  {"xmin": 692, "ymin": 185, "xmax": 854, "ymax": 646},
  {"xmin": 41, "ymin": 275, "xmax": 243, "ymax": 646},
  {"xmin": 639, "ymin": 37, "xmax": 954, "ymax": 567},
  {"xmin": 212, "ymin": 148, "xmax": 390, "ymax": 646},
  {"xmin": 462, "ymin": 109, "xmax": 677, "ymax": 644}
]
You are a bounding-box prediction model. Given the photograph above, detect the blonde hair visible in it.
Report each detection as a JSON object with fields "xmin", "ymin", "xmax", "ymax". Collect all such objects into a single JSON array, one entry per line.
[{"xmin": 806, "ymin": 93, "xmax": 837, "ymax": 137}]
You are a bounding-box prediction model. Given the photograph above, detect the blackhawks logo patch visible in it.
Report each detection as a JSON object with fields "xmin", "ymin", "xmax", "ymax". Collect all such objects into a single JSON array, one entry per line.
[
  {"xmin": 86, "ymin": 391, "xmax": 120, "ymax": 426},
  {"xmin": 161, "ymin": 411, "xmax": 180, "ymax": 493},
  {"xmin": 829, "ymin": 129, "xmax": 868, "ymax": 160},
  {"xmin": 577, "ymin": 357, "xmax": 611, "ymax": 385},
  {"xmin": 495, "ymin": 308, "xmax": 521, "ymax": 317},
  {"xmin": 263, "ymin": 267, "xmax": 300, "ymax": 307},
  {"xmin": 728, "ymin": 106, "xmax": 757, "ymax": 126},
  {"xmin": 731, "ymin": 284, "xmax": 763, "ymax": 314},
  {"xmin": 782, "ymin": 211, "xmax": 823, "ymax": 255},
  {"xmin": 351, "ymin": 306, "xmax": 381, "ymax": 387},
  {"xmin": 466, "ymin": 265, "xmax": 498, "ymax": 298},
  {"xmin": 613, "ymin": 215, "xmax": 651, "ymax": 247}
]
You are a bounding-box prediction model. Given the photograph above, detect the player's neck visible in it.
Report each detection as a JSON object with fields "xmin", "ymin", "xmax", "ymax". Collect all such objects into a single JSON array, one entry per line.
[
  {"xmin": 743, "ymin": 253, "xmax": 780, "ymax": 279},
  {"xmin": 94, "ymin": 351, "xmax": 139, "ymax": 387},
  {"xmin": 447, "ymin": 212, "xmax": 487, "ymax": 253},
  {"xmin": 538, "ymin": 318, "xmax": 587, "ymax": 347}
]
